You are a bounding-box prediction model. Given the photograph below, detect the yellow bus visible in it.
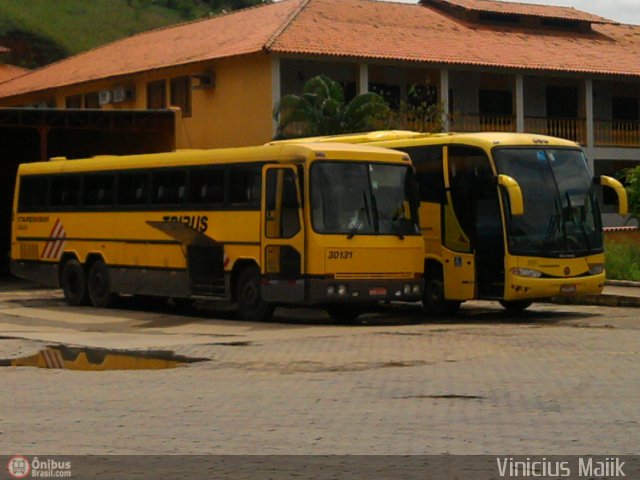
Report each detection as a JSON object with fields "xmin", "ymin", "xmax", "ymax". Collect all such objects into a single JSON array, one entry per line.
[
  {"xmin": 273, "ymin": 131, "xmax": 628, "ymax": 314},
  {"xmin": 11, "ymin": 142, "xmax": 424, "ymax": 322}
]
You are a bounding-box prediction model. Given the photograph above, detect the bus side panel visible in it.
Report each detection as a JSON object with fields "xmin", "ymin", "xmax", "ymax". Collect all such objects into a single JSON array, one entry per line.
[
  {"xmin": 420, "ymin": 202, "xmax": 441, "ymax": 261},
  {"xmin": 110, "ymin": 267, "xmax": 191, "ymax": 297}
]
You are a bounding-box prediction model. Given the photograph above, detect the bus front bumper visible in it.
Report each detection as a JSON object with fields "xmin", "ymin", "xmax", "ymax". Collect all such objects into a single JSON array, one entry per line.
[
  {"xmin": 308, "ymin": 278, "xmax": 423, "ymax": 304},
  {"xmin": 261, "ymin": 277, "xmax": 423, "ymax": 304},
  {"xmin": 504, "ymin": 272, "xmax": 606, "ymax": 301}
]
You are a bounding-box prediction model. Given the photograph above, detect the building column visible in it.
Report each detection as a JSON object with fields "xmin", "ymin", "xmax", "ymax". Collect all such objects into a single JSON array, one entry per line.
[
  {"xmin": 271, "ymin": 55, "xmax": 281, "ymax": 138},
  {"xmin": 515, "ymin": 74, "xmax": 525, "ymax": 133},
  {"xmin": 440, "ymin": 68, "xmax": 450, "ymax": 131},
  {"xmin": 585, "ymin": 78, "xmax": 594, "ymax": 148},
  {"xmin": 358, "ymin": 63, "xmax": 369, "ymax": 94}
]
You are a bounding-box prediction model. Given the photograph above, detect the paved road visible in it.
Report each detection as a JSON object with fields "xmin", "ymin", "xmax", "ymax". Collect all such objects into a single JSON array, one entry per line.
[{"xmin": 0, "ymin": 289, "xmax": 638, "ymax": 455}]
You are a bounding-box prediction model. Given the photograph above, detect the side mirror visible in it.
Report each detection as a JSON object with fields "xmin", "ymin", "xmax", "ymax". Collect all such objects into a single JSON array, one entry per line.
[
  {"xmin": 497, "ymin": 174, "xmax": 524, "ymax": 216},
  {"xmin": 597, "ymin": 175, "xmax": 628, "ymax": 216}
]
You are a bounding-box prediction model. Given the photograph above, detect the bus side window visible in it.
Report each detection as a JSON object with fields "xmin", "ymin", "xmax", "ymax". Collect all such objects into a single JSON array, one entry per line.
[
  {"xmin": 50, "ymin": 175, "xmax": 80, "ymax": 208},
  {"xmin": 118, "ymin": 172, "xmax": 149, "ymax": 206},
  {"xmin": 189, "ymin": 168, "xmax": 224, "ymax": 205},
  {"xmin": 152, "ymin": 169, "xmax": 186, "ymax": 205},
  {"xmin": 398, "ymin": 146, "xmax": 444, "ymax": 203},
  {"xmin": 229, "ymin": 166, "xmax": 261, "ymax": 208},
  {"xmin": 83, "ymin": 174, "xmax": 115, "ymax": 207},
  {"xmin": 18, "ymin": 176, "xmax": 48, "ymax": 211}
]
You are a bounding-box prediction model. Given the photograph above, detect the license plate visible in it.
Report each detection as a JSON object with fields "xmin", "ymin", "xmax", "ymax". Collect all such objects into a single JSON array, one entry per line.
[
  {"xmin": 560, "ymin": 284, "xmax": 577, "ymax": 294},
  {"xmin": 369, "ymin": 287, "xmax": 387, "ymax": 296}
]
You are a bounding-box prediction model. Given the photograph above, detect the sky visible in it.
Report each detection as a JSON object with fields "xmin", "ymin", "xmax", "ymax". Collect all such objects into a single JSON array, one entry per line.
[{"xmin": 389, "ymin": 0, "xmax": 640, "ymax": 25}]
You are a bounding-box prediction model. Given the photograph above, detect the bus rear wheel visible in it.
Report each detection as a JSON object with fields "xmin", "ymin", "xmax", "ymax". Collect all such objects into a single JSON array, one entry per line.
[
  {"xmin": 499, "ymin": 300, "xmax": 532, "ymax": 312},
  {"xmin": 235, "ymin": 265, "xmax": 274, "ymax": 322},
  {"xmin": 61, "ymin": 259, "xmax": 89, "ymax": 306},
  {"xmin": 88, "ymin": 260, "xmax": 118, "ymax": 308},
  {"xmin": 423, "ymin": 274, "xmax": 461, "ymax": 316}
]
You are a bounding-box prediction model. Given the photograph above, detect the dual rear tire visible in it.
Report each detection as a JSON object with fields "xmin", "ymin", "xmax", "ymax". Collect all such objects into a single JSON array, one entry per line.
[{"xmin": 61, "ymin": 259, "xmax": 117, "ymax": 308}]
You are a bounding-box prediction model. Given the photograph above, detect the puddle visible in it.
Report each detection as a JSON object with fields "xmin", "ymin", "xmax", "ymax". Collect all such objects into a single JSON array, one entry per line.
[
  {"xmin": 395, "ymin": 394, "xmax": 485, "ymax": 400},
  {"xmin": 205, "ymin": 341, "xmax": 256, "ymax": 347},
  {"xmin": 0, "ymin": 345, "xmax": 209, "ymax": 371}
]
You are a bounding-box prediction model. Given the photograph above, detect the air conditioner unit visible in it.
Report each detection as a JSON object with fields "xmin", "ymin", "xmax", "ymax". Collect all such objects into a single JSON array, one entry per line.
[
  {"xmin": 111, "ymin": 87, "xmax": 125, "ymax": 103},
  {"xmin": 111, "ymin": 86, "xmax": 136, "ymax": 103},
  {"xmin": 191, "ymin": 72, "xmax": 215, "ymax": 90},
  {"xmin": 98, "ymin": 90, "xmax": 111, "ymax": 105}
]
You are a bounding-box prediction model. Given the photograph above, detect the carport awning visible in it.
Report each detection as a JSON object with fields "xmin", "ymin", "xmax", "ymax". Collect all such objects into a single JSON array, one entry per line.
[{"xmin": 0, "ymin": 108, "xmax": 176, "ymax": 161}]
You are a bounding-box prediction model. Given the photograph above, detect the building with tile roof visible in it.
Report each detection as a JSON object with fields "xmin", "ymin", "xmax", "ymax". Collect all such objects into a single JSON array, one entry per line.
[
  {"xmin": 0, "ymin": 0, "xmax": 638, "ymax": 218},
  {"xmin": 0, "ymin": 44, "xmax": 29, "ymax": 84}
]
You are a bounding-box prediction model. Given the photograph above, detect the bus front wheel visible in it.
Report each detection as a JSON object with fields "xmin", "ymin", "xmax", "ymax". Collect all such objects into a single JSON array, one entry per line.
[
  {"xmin": 423, "ymin": 274, "xmax": 460, "ymax": 316},
  {"xmin": 61, "ymin": 259, "xmax": 89, "ymax": 306},
  {"xmin": 235, "ymin": 265, "xmax": 274, "ymax": 322},
  {"xmin": 88, "ymin": 260, "xmax": 118, "ymax": 308},
  {"xmin": 499, "ymin": 300, "xmax": 532, "ymax": 312}
]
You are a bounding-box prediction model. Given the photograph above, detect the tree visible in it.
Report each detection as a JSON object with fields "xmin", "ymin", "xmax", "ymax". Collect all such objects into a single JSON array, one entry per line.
[
  {"xmin": 388, "ymin": 82, "xmax": 447, "ymax": 133},
  {"xmin": 273, "ymin": 75, "xmax": 390, "ymax": 140},
  {"xmin": 624, "ymin": 165, "xmax": 640, "ymax": 224}
]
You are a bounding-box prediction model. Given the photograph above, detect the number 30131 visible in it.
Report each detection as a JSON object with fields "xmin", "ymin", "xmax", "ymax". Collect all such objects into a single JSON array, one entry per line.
[{"xmin": 327, "ymin": 250, "xmax": 353, "ymax": 260}]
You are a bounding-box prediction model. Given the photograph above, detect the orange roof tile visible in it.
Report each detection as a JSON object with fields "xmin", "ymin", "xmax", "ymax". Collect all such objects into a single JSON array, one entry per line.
[
  {"xmin": 0, "ymin": 64, "xmax": 28, "ymax": 83},
  {"xmin": 0, "ymin": 0, "xmax": 302, "ymax": 99},
  {"xmin": 422, "ymin": 0, "xmax": 616, "ymax": 24},
  {"xmin": 268, "ymin": 0, "xmax": 640, "ymax": 76},
  {"xmin": 0, "ymin": 0, "xmax": 640, "ymax": 101}
]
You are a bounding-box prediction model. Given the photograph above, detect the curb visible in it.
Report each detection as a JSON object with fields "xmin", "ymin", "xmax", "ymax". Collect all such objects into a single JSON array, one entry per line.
[
  {"xmin": 606, "ymin": 279, "xmax": 640, "ymax": 288},
  {"xmin": 551, "ymin": 294, "xmax": 640, "ymax": 308}
]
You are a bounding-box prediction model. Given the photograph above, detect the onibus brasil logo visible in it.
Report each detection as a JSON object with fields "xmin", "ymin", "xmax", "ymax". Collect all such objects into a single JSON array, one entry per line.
[
  {"xmin": 7, "ymin": 456, "xmax": 71, "ymax": 478},
  {"xmin": 7, "ymin": 456, "xmax": 30, "ymax": 479}
]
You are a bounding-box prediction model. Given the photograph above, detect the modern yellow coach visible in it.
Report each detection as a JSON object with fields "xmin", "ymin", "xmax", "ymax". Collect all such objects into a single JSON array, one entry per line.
[
  {"xmin": 10, "ymin": 142, "xmax": 424, "ymax": 322},
  {"xmin": 273, "ymin": 131, "xmax": 628, "ymax": 314}
]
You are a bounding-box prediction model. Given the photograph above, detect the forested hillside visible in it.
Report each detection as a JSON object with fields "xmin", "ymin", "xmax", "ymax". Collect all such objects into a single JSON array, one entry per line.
[{"xmin": 0, "ymin": 0, "xmax": 269, "ymax": 68}]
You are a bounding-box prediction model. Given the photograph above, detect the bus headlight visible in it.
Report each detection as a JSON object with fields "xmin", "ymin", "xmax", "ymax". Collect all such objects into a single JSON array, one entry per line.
[
  {"xmin": 510, "ymin": 268, "xmax": 543, "ymax": 278},
  {"xmin": 327, "ymin": 286, "xmax": 335, "ymax": 296},
  {"xmin": 337, "ymin": 285, "xmax": 347, "ymax": 296},
  {"xmin": 403, "ymin": 284, "xmax": 412, "ymax": 295},
  {"xmin": 588, "ymin": 263, "xmax": 605, "ymax": 275},
  {"xmin": 412, "ymin": 284, "xmax": 421, "ymax": 295}
]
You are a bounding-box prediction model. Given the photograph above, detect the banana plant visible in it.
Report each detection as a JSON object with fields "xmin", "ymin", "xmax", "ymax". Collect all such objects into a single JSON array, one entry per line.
[{"xmin": 273, "ymin": 75, "xmax": 390, "ymax": 139}]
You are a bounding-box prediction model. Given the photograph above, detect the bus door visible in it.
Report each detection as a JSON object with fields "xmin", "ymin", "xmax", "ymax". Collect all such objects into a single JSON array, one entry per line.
[
  {"xmin": 445, "ymin": 146, "xmax": 505, "ymax": 299},
  {"xmin": 441, "ymin": 146, "xmax": 476, "ymax": 300},
  {"xmin": 260, "ymin": 165, "xmax": 305, "ymax": 303}
]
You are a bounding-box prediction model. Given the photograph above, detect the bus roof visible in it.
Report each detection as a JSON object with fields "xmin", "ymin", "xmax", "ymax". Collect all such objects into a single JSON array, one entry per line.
[
  {"xmin": 17, "ymin": 141, "xmax": 410, "ymax": 176},
  {"xmin": 271, "ymin": 130, "xmax": 581, "ymax": 149}
]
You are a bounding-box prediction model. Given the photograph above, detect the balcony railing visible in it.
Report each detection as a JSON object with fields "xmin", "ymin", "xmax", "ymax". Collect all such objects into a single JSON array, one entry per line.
[
  {"xmin": 386, "ymin": 111, "xmax": 440, "ymax": 133},
  {"xmin": 284, "ymin": 112, "xmax": 640, "ymax": 148},
  {"xmin": 594, "ymin": 120, "xmax": 640, "ymax": 147},
  {"xmin": 524, "ymin": 117, "xmax": 587, "ymax": 144},
  {"xmin": 451, "ymin": 114, "xmax": 516, "ymax": 133}
]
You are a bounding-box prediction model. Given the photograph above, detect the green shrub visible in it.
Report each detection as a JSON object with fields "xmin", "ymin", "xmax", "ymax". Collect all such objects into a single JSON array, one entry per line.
[
  {"xmin": 605, "ymin": 240, "xmax": 640, "ymax": 281},
  {"xmin": 624, "ymin": 165, "xmax": 640, "ymax": 225}
]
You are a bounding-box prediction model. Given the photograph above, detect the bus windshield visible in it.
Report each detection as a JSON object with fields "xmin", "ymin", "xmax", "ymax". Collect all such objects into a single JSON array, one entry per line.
[
  {"xmin": 311, "ymin": 162, "xmax": 420, "ymax": 236},
  {"xmin": 493, "ymin": 148, "xmax": 603, "ymax": 257}
]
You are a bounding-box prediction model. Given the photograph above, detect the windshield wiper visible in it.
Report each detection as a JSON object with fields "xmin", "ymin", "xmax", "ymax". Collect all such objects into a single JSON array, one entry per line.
[
  {"xmin": 369, "ymin": 192, "xmax": 380, "ymax": 233},
  {"xmin": 347, "ymin": 192, "xmax": 371, "ymax": 239},
  {"xmin": 565, "ymin": 191, "xmax": 591, "ymax": 252},
  {"xmin": 544, "ymin": 198, "xmax": 562, "ymax": 250},
  {"xmin": 390, "ymin": 205, "xmax": 406, "ymax": 240}
]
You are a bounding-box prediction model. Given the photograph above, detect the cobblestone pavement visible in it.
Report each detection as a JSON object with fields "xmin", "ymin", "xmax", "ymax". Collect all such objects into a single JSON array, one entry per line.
[{"xmin": 0, "ymin": 289, "xmax": 638, "ymax": 455}]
